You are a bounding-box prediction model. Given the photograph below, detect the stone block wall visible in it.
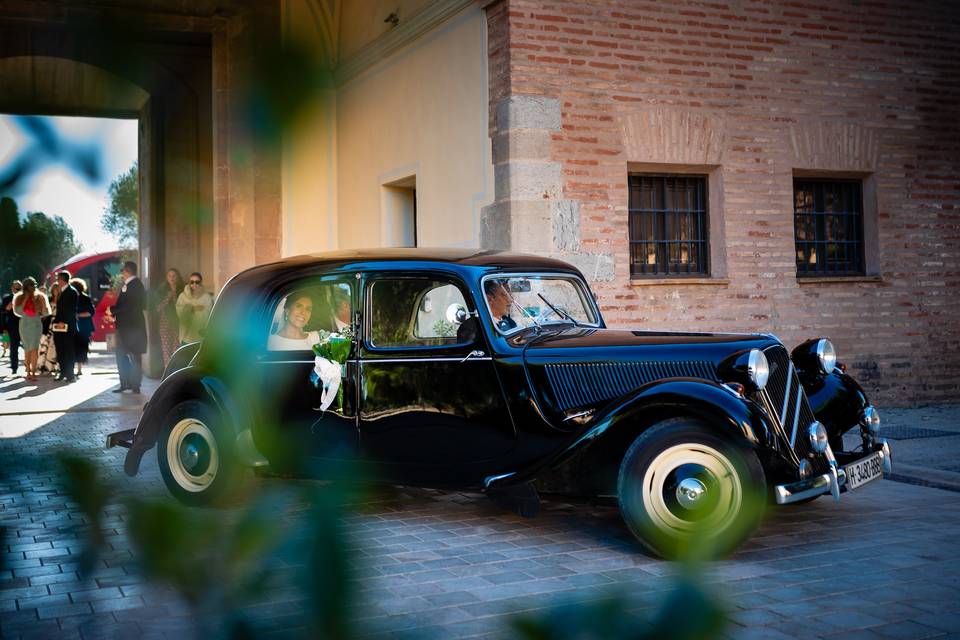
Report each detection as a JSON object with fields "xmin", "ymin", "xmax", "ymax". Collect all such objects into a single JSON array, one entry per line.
[{"xmin": 484, "ymin": 0, "xmax": 960, "ymax": 405}]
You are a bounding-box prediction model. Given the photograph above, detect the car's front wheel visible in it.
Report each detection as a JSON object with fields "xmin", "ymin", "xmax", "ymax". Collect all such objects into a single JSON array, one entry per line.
[
  {"xmin": 617, "ymin": 418, "xmax": 765, "ymax": 559},
  {"xmin": 157, "ymin": 400, "xmax": 235, "ymax": 506}
]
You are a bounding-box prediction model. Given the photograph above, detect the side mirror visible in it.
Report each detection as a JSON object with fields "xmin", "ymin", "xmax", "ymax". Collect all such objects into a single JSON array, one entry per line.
[{"xmin": 446, "ymin": 303, "xmax": 468, "ymax": 325}]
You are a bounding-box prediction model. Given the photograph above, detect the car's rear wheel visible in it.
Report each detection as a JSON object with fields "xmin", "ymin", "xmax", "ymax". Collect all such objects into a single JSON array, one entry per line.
[
  {"xmin": 157, "ymin": 400, "xmax": 235, "ymax": 506},
  {"xmin": 617, "ymin": 418, "xmax": 765, "ymax": 559}
]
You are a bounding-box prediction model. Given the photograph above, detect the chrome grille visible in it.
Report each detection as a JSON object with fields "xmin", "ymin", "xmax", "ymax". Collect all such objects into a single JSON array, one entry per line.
[
  {"xmin": 760, "ymin": 345, "xmax": 829, "ymax": 473},
  {"xmin": 545, "ymin": 361, "xmax": 719, "ymax": 412}
]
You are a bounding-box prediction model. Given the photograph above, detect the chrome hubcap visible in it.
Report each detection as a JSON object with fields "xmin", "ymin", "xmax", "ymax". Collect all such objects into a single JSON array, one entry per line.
[
  {"xmin": 640, "ymin": 443, "xmax": 743, "ymax": 536},
  {"xmin": 676, "ymin": 477, "xmax": 707, "ymax": 509},
  {"xmin": 166, "ymin": 418, "xmax": 218, "ymax": 492}
]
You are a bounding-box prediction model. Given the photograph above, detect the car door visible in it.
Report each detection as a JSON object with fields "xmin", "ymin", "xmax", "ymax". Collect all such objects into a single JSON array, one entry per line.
[
  {"xmin": 253, "ymin": 274, "xmax": 359, "ymax": 462},
  {"xmin": 358, "ymin": 273, "xmax": 515, "ymax": 469}
]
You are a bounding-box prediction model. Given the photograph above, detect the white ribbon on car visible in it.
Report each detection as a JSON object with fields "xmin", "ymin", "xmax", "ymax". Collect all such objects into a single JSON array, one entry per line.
[{"xmin": 313, "ymin": 356, "xmax": 342, "ymax": 411}]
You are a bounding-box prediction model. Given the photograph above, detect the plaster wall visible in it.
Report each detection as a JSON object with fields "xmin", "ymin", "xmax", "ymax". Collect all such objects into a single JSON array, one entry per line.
[{"xmin": 336, "ymin": 6, "xmax": 493, "ymax": 249}]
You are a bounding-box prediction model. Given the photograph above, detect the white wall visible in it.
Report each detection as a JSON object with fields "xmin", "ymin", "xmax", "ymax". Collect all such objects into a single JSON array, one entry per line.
[{"xmin": 336, "ymin": 6, "xmax": 492, "ymax": 249}]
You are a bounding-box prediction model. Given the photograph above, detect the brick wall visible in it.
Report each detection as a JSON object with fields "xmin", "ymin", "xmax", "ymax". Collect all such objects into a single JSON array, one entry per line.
[{"xmin": 486, "ymin": 0, "xmax": 960, "ymax": 405}]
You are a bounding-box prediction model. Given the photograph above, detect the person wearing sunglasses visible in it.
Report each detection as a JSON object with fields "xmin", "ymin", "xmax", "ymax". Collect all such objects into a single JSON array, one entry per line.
[{"xmin": 175, "ymin": 272, "xmax": 214, "ymax": 345}]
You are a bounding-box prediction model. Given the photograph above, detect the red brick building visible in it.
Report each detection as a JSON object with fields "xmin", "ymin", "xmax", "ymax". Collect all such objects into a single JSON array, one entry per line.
[
  {"xmin": 3, "ymin": 0, "xmax": 955, "ymax": 403},
  {"xmin": 481, "ymin": 0, "xmax": 960, "ymax": 404}
]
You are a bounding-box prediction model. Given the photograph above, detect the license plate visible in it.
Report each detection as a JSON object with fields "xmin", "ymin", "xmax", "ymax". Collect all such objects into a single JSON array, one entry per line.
[{"xmin": 844, "ymin": 452, "xmax": 884, "ymax": 490}]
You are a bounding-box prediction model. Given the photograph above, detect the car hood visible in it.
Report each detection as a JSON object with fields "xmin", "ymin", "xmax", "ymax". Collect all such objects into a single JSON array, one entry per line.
[
  {"xmin": 521, "ymin": 327, "xmax": 778, "ymax": 359},
  {"xmin": 519, "ymin": 327, "xmax": 780, "ymax": 420}
]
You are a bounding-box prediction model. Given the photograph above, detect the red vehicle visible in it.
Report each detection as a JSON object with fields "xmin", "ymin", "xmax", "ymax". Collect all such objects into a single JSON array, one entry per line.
[{"xmin": 46, "ymin": 250, "xmax": 137, "ymax": 342}]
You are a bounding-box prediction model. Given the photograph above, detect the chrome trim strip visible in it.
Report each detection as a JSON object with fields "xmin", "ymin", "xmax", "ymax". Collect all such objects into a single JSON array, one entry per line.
[
  {"xmin": 259, "ymin": 357, "xmax": 493, "ymax": 364},
  {"xmin": 789, "ymin": 383, "xmax": 803, "ymax": 447},
  {"xmin": 363, "ymin": 357, "xmax": 493, "ymax": 364},
  {"xmin": 780, "ymin": 360, "xmax": 793, "ymax": 425}
]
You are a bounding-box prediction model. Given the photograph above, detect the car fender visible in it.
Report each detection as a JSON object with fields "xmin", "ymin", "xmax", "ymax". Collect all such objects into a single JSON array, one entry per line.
[
  {"xmin": 123, "ymin": 367, "xmax": 258, "ymax": 476},
  {"xmin": 486, "ymin": 379, "xmax": 776, "ymax": 491},
  {"xmin": 585, "ymin": 378, "xmax": 773, "ymax": 450},
  {"xmin": 801, "ymin": 368, "xmax": 870, "ymax": 438}
]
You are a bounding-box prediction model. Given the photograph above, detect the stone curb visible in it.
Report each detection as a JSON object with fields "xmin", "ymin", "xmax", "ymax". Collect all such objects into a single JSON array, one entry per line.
[{"xmin": 887, "ymin": 463, "xmax": 960, "ymax": 493}]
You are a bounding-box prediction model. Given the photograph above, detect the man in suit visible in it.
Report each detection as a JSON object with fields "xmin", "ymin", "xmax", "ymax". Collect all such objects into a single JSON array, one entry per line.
[
  {"xmin": 2, "ymin": 280, "xmax": 22, "ymax": 376},
  {"xmin": 109, "ymin": 261, "xmax": 147, "ymax": 394},
  {"xmin": 52, "ymin": 271, "xmax": 78, "ymax": 383},
  {"xmin": 484, "ymin": 279, "xmax": 518, "ymax": 332}
]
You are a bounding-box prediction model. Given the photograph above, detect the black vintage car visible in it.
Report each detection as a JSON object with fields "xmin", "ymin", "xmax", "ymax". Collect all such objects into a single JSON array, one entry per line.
[{"xmin": 108, "ymin": 249, "xmax": 891, "ymax": 557}]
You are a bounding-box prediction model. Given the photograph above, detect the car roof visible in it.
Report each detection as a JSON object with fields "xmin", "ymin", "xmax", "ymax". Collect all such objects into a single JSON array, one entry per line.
[{"xmin": 244, "ymin": 248, "xmax": 580, "ymax": 276}]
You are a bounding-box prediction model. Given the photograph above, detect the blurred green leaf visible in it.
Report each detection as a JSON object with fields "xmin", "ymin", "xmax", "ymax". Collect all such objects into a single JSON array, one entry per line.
[{"xmin": 56, "ymin": 453, "xmax": 111, "ymax": 576}]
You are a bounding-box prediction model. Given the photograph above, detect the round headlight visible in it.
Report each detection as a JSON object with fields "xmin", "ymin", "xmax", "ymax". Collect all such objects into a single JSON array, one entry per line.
[
  {"xmin": 816, "ymin": 339, "xmax": 837, "ymax": 374},
  {"xmin": 808, "ymin": 421, "xmax": 829, "ymax": 453},
  {"xmin": 747, "ymin": 349, "xmax": 769, "ymax": 390},
  {"xmin": 862, "ymin": 406, "xmax": 881, "ymax": 435}
]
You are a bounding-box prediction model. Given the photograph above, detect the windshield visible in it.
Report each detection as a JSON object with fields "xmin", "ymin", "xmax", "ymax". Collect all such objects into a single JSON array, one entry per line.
[{"xmin": 482, "ymin": 274, "xmax": 600, "ymax": 335}]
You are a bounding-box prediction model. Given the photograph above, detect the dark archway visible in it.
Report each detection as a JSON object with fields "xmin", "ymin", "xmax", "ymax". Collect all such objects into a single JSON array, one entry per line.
[{"xmin": 0, "ymin": 23, "xmax": 215, "ymax": 375}]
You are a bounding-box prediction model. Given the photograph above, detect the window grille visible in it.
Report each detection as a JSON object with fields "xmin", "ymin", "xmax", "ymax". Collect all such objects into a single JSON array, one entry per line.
[
  {"xmin": 628, "ymin": 175, "xmax": 708, "ymax": 277},
  {"xmin": 794, "ymin": 179, "xmax": 865, "ymax": 276}
]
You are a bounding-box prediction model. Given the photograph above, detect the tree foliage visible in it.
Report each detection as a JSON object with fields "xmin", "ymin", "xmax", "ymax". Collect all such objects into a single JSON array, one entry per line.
[
  {"xmin": 101, "ymin": 161, "xmax": 138, "ymax": 248},
  {"xmin": 0, "ymin": 196, "xmax": 82, "ymax": 285}
]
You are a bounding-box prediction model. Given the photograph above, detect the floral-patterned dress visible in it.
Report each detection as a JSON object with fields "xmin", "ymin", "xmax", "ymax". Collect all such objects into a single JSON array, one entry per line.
[{"xmin": 155, "ymin": 286, "xmax": 181, "ymax": 368}]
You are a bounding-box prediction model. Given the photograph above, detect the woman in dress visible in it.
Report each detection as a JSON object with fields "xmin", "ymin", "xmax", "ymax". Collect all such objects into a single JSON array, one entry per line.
[
  {"xmin": 175, "ymin": 272, "xmax": 214, "ymax": 345},
  {"xmin": 38, "ymin": 282, "xmax": 59, "ymax": 375},
  {"xmin": 267, "ymin": 293, "xmax": 319, "ymax": 350},
  {"xmin": 12, "ymin": 277, "xmax": 49, "ymax": 381},
  {"xmin": 72, "ymin": 278, "xmax": 95, "ymax": 376},
  {"xmin": 154, "ymin": 268, "xmax": 184, "ymax": 368}
]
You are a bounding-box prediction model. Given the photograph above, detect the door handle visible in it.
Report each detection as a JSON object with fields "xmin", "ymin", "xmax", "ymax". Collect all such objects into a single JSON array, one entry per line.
[{"xmin": 460, "ymin": 350, "xmax": 486, "ymax": 363}]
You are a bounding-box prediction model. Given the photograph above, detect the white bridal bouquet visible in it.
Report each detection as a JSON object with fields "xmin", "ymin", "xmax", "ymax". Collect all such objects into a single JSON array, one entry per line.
[{"xmin": 309, "ymin": 328, "xmax": 353, "ymax": 412}]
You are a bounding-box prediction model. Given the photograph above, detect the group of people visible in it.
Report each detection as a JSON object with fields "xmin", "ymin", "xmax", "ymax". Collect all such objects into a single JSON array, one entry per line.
[
  {"xmin": 153, "ymin": 267, "xmax": 214, "ymax": 366},
  {"xmin": 1, "ymin": 272, "xmax": 96, "ymax": 382},
  {"xmin": 110, "ymin": 261, "xmax": 214, "ymax": 393},
  {"xmin": 1, "ymin": 260, "xmax": 215, "ymax": 393}
]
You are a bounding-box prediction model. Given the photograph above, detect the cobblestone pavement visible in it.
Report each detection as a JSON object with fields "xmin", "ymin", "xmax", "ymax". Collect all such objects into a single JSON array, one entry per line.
[{"xmin": 2, "ymin": 347, "xmax": 960, "ymax": 639}]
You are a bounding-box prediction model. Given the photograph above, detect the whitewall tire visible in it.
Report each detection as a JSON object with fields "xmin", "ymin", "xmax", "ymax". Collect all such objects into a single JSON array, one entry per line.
[
  {"xmin": 157, "ymin": 400, "xmax": 235, "ymax": 506},
  {"xmin": 617, "ymin": 418, "xmax": 765, "ymax": 559}
]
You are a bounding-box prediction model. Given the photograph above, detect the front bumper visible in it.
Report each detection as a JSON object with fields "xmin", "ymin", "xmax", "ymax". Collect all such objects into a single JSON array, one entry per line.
[{"xmin": 774, "ymin": 439, "xmax": 892, "ymax": 505}]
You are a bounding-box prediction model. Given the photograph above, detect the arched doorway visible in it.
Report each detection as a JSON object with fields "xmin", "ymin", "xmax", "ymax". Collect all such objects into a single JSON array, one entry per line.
[{"xmin": 0, "ymin": 36, "xmax": 215, "ymax": 375}]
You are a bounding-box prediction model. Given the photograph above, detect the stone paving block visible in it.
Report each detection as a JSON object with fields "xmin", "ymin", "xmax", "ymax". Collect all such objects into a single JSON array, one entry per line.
[
  {"xmin": 875, "ymin": 620, "xmax": 949, "ymax": 639},
  {"xmin": 1, "ymin": 618, "xmax": 60, "ymax": 639},
  {"xmin": 724, "ymin": 625, "xmax": 798, "ymax": 640},
  {"xmin": 0, "ymin": 583, "xmax": 50, "ymax": 601},
  {"xmin": 13, "ymin": 564, "xmax": 64, "ymax": 579},
  {"xmin": 480, "ymin": 570, "xmax": 533, "ymax": 585},
  {"xmin": 729, "ymin": 607, "xmax": 787, "ymax": 627},
  {"xmin": 4, "ymin": 557, "xmax": 42, "ymax": 570},
  {"xmin": 35, "ymin": 601, "xmax": 93, "ymax": 619},
  {"xmin": 915, "ymin": 613, "xmax": 960, "ymax": 634},
  {"xmin": 812, "ymin": 610, "xmax": 887, "ymax": 632},
  {"xmin": 17, "ymin": 592, "xmax": 72, "ymax": 610},
  {"xmin": 27, "ymin": 571, "xmax": 79, "ymax": 587},
  {"xmin": 68, "ymin": 586, "xmax": 123, "ymax": 602}
]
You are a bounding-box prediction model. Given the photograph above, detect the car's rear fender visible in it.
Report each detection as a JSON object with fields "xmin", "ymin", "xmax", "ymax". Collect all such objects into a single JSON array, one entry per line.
[
  {"xmin": 161, "ymin": 341, "xmax": 200, "ymax": 380},
  {"xmin": 122, "ymin": 368, "xmax": 259, "ymax": 476}
]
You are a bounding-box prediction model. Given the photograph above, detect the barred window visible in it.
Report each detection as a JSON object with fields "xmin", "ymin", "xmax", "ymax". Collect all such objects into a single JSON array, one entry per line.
[
  {"xmin": 794, "ymin": 179, "xmax": 865, "ymax": 276},
  {"xmin": 628, "ymin": 175, "xmax": 709, "ymax": 277}
]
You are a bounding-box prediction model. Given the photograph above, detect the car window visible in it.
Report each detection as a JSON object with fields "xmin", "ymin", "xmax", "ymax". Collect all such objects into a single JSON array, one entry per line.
[
  {"xmin": 369, "ymin": 278, "xmax": 472, "ymax": 348},
  {"xmin": 482, "ymin": 274, "xmax": 599, "ymax": 335},
  {"xmin": 268, "ymin": 280, "xmax": 352, "ymax": 351}
]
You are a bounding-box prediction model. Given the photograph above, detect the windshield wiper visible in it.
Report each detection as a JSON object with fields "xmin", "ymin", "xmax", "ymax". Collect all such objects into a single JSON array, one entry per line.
[
  {"xmin": 537, "ymin": 293, "xmax": 581, "ymax": 327},
  {"xmin": 511, "ymin": 297, "xmax": 542, "ymax": 333}
]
